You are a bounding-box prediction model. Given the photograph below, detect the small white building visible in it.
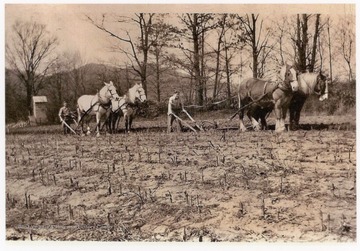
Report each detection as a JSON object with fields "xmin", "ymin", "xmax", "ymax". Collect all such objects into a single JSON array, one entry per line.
[{"xmin": 29, "ymin": 96, "xmax": 48, "ymax": 125}]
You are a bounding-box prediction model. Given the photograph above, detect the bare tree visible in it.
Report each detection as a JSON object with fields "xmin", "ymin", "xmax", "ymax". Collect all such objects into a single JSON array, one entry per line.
[
  {"xmin": 237, "ymin": 14, "xmax": 271, "ymax": 78},
  {"xmin": 222, "ymin": 15, "xmax": 243, "ymax": 102},
  {"xmin": 178, "ymin": 13, "xmax": 216, "ymax": 105},
  {"xmin": 6, "ymin": 20, "xmax": 58, "ymax": 115},
  {"xmin": 326, "ymin": 17, "xmax": 333, "ymax": 82},
  {"xmin": 337, "ymin": 17, "xmax": 355, "ymax": 81},
  {"xmin": 294, "ymin": 14, "xmax": 322, "ymax": 73},
  {"xmin": 212, "ymin": 14, "xmax": 226, "ymax": 99},
  {"xmin": 148, "ymin": 15, "xmax": 176, "ymax": 102},
  {"xmin": 60, "ymin": 51, "xmax": 88, "ymax": 102},
  {"xmin": 309, "ymin": 14, "xmax": 321, "ymax": 72},
  {"xmin": 86, "ymin": 13, "xmax": 155, "ymax": 94}
]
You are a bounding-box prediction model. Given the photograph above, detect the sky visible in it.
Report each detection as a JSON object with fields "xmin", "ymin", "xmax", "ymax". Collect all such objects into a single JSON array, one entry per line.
[{"xmin": 4, "ymin": 3, "xmax": 356, "ymax": 67}]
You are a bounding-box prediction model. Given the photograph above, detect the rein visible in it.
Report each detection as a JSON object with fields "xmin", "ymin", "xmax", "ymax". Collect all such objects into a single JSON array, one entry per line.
[
  {"xmin": 229, "ymin": 92, "xmax": 269, "ymax": 120},
  {"xmin": 229, "ymin": 78, "xmax": 295, "ymax": 121},
  {"xmin": 184, "ymin": 95, "xmax": 237, "ymax": 109},
  {"xmin": 113, "ymin": 100, "xmax": 128, "ymax": 114},
  {"xmin": 77, "ymin": 100, "xmax": 99, "ymax": 125}
]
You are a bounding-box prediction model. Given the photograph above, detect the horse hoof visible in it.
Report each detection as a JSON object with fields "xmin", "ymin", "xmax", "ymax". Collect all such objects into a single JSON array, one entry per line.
[{"xmin": 96, "ymin": 133, "xmax": 100, "ymax": 137}]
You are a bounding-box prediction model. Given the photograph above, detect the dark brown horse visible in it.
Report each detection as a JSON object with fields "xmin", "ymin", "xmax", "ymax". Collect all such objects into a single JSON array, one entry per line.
[{"xmin": 237, "ymin": 64, "xmax": 299, "ymax": 132}]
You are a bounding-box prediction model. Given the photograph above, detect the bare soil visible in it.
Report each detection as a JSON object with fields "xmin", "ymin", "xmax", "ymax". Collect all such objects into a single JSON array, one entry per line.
[{"xmin": 5, "ymin": 115, "xmax": 356, "ymax": 242}]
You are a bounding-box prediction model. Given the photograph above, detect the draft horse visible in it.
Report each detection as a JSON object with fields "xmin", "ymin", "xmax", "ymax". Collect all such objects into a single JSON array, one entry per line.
[
  {"xmin": 289, "ymin": 72, "xmax": 328, "ymax": 130},
  {"xmin": 106, "ymin": 83, "xmax": 147, "ymax": 133},
  {"xmin": 237, "ymin": 64, "xmax": 299, "ymax": 132},
  {"xmin": 250, "ymin": 71, "xmax": 328, "ymax": 130},
  {"xmin": 77, "ymin": 81, "xmax": 120, "ymax": 136}
]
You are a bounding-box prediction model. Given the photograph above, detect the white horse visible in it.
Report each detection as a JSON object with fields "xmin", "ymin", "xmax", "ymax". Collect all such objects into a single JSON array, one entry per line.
[
  {"xmin": 107, "ymin": 83, "xmax": 147, "ymax": 133},
  {"xmin": 77, "ymin": 81, "xmax": 120, "ymax": 136}
]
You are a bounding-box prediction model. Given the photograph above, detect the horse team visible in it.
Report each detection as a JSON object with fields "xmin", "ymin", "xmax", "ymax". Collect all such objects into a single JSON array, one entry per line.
[
  {"xmin": 76, "ymin": 82, "xmax": 147, "ymax": 136},
  {"xmin": 237, "ymin": 63, "xmax": 328, "ymax": 132},
  {"xmin": 74, "ymin": 63, "xmax": 328, "ymax": 136}
]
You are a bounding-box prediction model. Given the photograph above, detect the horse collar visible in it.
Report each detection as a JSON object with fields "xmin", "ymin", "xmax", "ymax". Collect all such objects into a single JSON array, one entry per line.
[{"xmin": 300, "ymin": 74, "xmax": 319, "ymax": 95}]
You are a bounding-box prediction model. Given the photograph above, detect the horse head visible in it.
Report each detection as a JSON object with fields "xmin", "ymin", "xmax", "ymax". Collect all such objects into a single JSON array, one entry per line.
[
  {"xmin": 133, "ymin": 83, "xmax": 147, "ymax": 103},
  {"xmin": 280, "ymin": 63, "xmax": 299, "ymax": 92},
  {"xmin": 102, "ymin": 81, "xmax": 120, "ymax": 101},
  {"xmin": 317, "ymin": 72, "xmax": 328, "ymax": 101}
]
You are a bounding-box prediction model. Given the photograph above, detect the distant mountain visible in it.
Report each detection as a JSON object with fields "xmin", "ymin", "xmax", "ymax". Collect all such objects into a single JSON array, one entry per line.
[{"xmin": 5, "ymin": 62, "xmax": 192, "ymax": 123}]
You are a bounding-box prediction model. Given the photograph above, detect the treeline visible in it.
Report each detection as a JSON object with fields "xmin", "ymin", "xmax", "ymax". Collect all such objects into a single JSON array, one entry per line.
[{"xmin": 5, "ymin": 12, "xmax": 356, "ymax": 124}]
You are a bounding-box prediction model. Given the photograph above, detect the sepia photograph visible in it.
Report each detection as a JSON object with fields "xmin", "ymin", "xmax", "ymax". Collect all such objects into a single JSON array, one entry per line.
[{"xmin": 2, "ymin": 1, "xmax": 357, "ymax": 248}]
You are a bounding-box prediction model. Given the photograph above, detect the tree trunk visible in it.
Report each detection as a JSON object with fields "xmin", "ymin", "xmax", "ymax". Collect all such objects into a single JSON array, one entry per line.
[
  {"xmin": 192, "ymin": 14, "xmax": 203, "ymax": 106},
  {"xmin": 327, "ymin": 20, "xmax": 333, "ymax": 83},
  {"xmin": 142, "ymin": 51, "xmax": 148, "ymax": 94},
  {"xmin": 213, "ymin": 44, "xmax": 221, "ymax": 99},
  {"xmin": 296, "ymin": 14, "xmax": 309, "ymax": 73},
  {"xmin": 309, "ymin": 14, "xmax": 320, "ymax": 72},
  {"xmin": 155, "ymin": 48, "xmax": 161, "ymax": 102},
  {"xmin": 347, "ymin": 39, "xmax": 353, "ymax": 82},
  {"xmin": 251, "ymin": 14, "xmax": 258, "ymax": 78},
  {"xmin": 26, "ymin": 83, "xmax": 33, "ymax": 116},
  {"xmin": 224, "ymin": 44, "xmax": 231, "ymax": 104},
  {"xmin": 201, "ymin": 30, "xmax": 207, "ymax": 102},
  {"xmin": 213, "ymin": 15, "xmax": 226, "ymax": 99}
]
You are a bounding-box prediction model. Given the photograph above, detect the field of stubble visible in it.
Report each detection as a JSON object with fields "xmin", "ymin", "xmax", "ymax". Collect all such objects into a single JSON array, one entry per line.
[{"xmin": 5, "ymin": 114, "xmax": 356, "ymax": 242}]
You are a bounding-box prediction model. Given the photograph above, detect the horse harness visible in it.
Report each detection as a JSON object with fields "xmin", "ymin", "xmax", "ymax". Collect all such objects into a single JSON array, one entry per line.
[
  {"xmin": 298, "ymin": 73, "xmax": 322, "ymax": 96},
  {"xmin": 249, "ymin": 80, "xmax": 287, "ymax": 102},
  {"xmin": 233, "ymin": 78, "xmax": 292, "ymax": 119}
]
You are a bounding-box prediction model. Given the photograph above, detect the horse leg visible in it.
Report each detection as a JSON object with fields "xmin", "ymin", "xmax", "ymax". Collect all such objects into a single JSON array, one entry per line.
[
  {"xmin": 128, "ymin": 115, "xmax": 133, "ymax": 132},
  {"xmin": 281, "ymin": 106, "xmax": 288, "ymax": 132},
  {"xmin": 248, "ymin": 105, "xmax": 261, "ymax": 131},
  {"xmin": 274, "ymin": 99, "xmax": 285, "ymax": 132},
  {"xmin": 289, "ymin": 95, "xmax": 306, "ymax": 130},
  {"xmin": 124, "ymin": 114, "xmax": 129, "ymax": 133},
  {"xmin": 238, "ymin": 109, "xmax": 247, "ymax": 132},
  {"xmin": 95, "ymin": 112, "xmax": 101, "ymax": 137},
  {"xmin": 115, "ymin": 113, "xmax": 121, "ymax": 133},
  {"xmin": 294, "ymin": 97, "xmax": 306, "ymax": 128},
  {"xmin": 105, "ymin": 110, "xmax": 112, "ymax": 134},
  {"xmin": 260, "ymin": 109, "xmax": 269, "ymax": 130},
  {"xmin": 110, "ymin": 113, "xmax": 116, "ymax": 134}
]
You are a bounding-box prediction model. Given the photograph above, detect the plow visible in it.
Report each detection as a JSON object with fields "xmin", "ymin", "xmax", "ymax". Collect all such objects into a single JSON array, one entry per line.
[{"xmin": 63, "ymin": 95, "xmax": 260, "ymax": 135}]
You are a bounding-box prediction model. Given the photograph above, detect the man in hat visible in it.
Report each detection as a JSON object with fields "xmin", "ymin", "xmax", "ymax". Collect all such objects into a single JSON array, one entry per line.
[{"xmin": 167, "ymin": 91, "xmax": 184, "ymax": 133}]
